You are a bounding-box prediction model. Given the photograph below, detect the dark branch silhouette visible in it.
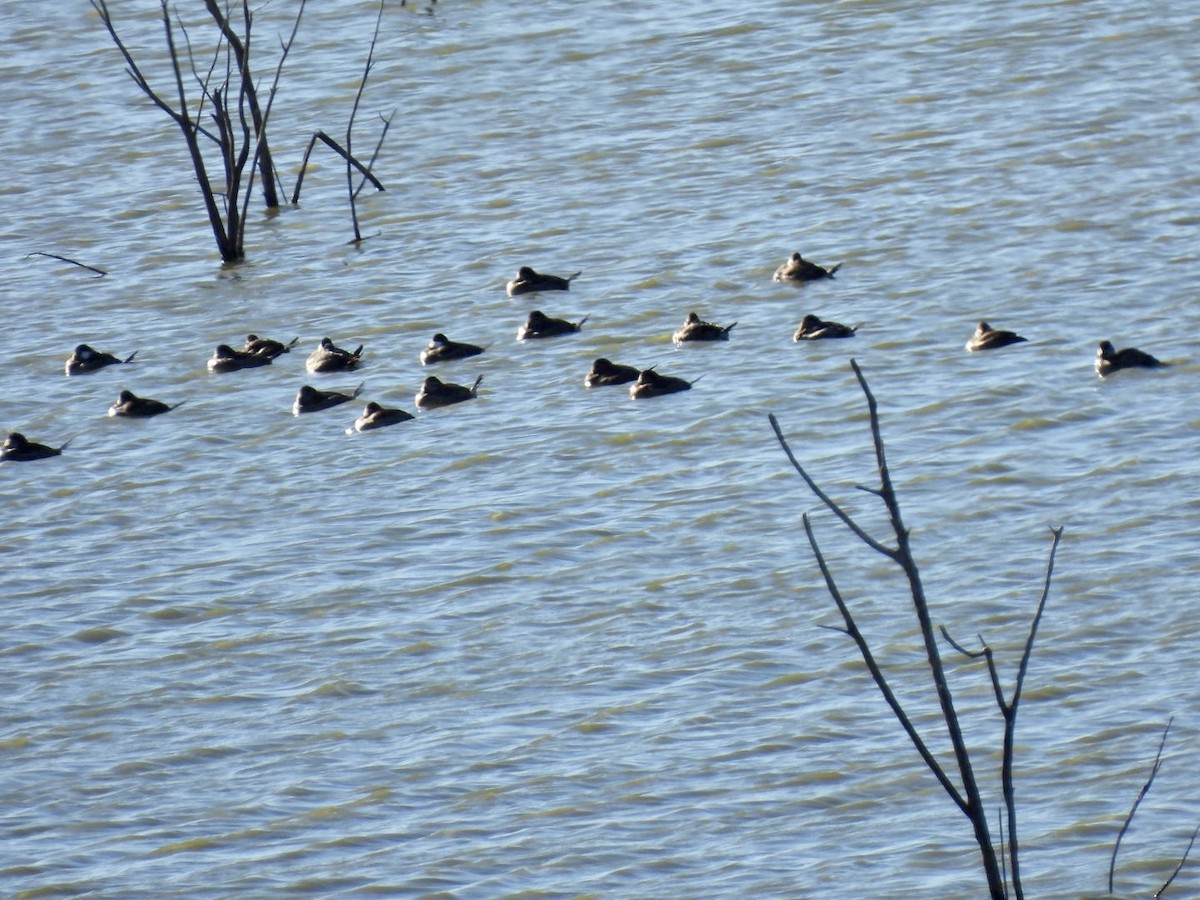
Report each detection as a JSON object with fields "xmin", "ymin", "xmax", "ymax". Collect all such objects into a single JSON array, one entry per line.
[
  {"xmin": 1156, "ymin": 823, "xmax": 1200, "ymax": 898},
  {"xmin": 289, "ymin": 1, "xmax": 389, "ymax": 241},
  {"xmin": 25, "ymin": 252, "xmax": 107, "ymax": 277},
  {"xmin": 771, "ymin": 359, "xmax": 1066, "ymax": 900},
  {"xmin": 1110, "ymin": 718, "xmax": 1173, "ymax": 893}
]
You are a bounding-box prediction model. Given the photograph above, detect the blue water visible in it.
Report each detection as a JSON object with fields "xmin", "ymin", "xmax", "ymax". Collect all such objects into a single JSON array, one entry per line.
[{"xmin": 2, "ymin": 1, "xmax": 1198, "ymax": 897}]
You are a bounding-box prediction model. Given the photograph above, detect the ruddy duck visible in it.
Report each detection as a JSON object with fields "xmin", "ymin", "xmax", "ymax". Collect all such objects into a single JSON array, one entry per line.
[
  {"xmin": 245, "ymin": 334, "xmax": 299, "ymax": 359},
  {"xmin": 585, "ymin": 358, "xmax": 640, "ymax": 387},
  {"xmin": 208, "ymin": 344, "xmax": 273, "ymax": 373},
  {"xmin": 65, "ymin": 343, "xmax": 137, "ymax": 376},
  {"xmin": 352, "ymin": 401, "xmax": 415, "ymax": 432},
  {"xmin": 673, "ymin": 311, "xmax": 736, "ymax": 343},
  {"xmin": 1095, "ymin": 340, "xmax": 1167, "ymax": 377},
  {"xmin": 506, "ymin": 266, "xmax": 581, "ymax": 297},
  {"xmin": 305, "ymin": 337, "xmax": 364, "ymax": 374},
  {"xmin": 517, "ymin": 310, "xmax": 589, "ymax": 340},
  {"xmin": 293, "ymin": 382, "xmax": 365, "ymax": 416},
  {"xmin": 1, "ymin": 432, "xmax": 67, "ymax": 461},
  {"xmin": 793, "ymin": 314, "xmax": 858, "ymax": 341},
  {"xmin": 773, "ymin": 251, "xmax": 842, "ymax": 282},
  {"xmin": 107, "ymin": 390, "xmax": 179, "ymax": 418},
  {"xmin": 966, "ymin": 321, "xmax": 1026, "ymax": 352},
  {"xmin": 415, "ymin": 374, "xmax": 483, "ymax": 409},
  {"xmin": 420, "ymin": 333, "xmax": 485, "ymax": 365},
  {"xmin": 629, "ymin": 368, "xmax": 693, "ymax": 399}
]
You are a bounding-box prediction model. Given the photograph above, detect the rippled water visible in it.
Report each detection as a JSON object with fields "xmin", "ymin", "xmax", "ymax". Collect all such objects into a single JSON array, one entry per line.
[{"xmin": 3, "ymin": 1, "xmax": 1199, "ymax": 897}]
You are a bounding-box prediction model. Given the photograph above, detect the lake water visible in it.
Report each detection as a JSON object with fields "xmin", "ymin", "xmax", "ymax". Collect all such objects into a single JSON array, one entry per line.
[{"xmin": 2, "ymin": 1, "xmax": 1198, "ymax": 897}]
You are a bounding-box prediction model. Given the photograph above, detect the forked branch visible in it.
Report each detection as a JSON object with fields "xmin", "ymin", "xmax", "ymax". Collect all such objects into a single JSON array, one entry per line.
[{"xmin": 770, "ymin": 359, "xmax": 1071, "ymax": 900}]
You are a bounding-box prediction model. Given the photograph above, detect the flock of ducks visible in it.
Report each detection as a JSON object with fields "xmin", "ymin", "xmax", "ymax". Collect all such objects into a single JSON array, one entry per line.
[{"xmin": 1, "ymin": 253, "xmax": 1170, "ymax": 462}]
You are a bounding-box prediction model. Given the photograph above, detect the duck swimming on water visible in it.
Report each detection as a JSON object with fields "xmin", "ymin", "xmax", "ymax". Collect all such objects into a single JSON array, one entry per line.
[
  {"xmin": 517, "ymin": 310, "xmax": 589, "ymax": 340},
  {"xmin": 773, "ymin": 251, "xmax": 842, "ymax": 282},
  {"xmin": 629, "ymin": 367, "xmax": 694, "ymax": 399},
  {"xmin": 65, "ymin": 344, "xmax": 137, "ymax": 376},
  {"xmin": 208, "ymin": 344, "xmax": 273, "ymax": 373},
  {"xmin": 1094, "ymin": 340, "xmax": 1167, "ymax": 377},
  {"xmin": 108, "ymin": 390, "xmax": 180, "ymax": 418},
  {"xmin": 965, "ymin": 321, "xmax": 1026, "ymax": 352},
  {"xmin": 293, "ymin": 382, "xmax": 365, "ymax": 415},
  {"xmin": 352, "ymin": 401, "xmax": 414, "ymax": 432},
  {"xmin": 585, "ymin": 358, "xmax": 640, "ymax": 387},
  {"xmin": 306, "ymin": 337, "xmax": 364, "ymax": 374},
  {"xmin": 793, "ymin": 314, "xmax": 858, "ymax": 341},
  {"xmin": 245, "ymin": 334, "xmax": 299, "ymax": 359},
  {"xmin": 1, "ymin": 432, "xmax": 68, "ymax": 461},
  {"xmin": 415, "ymin": 375, "xmax": 483, "ymax": 409},
  {"xmin": 506, "ymin": 266, "xmax": 581, "ymax": 297},
  {"xmin": 673, "ymin": 311, "xmax": 736, "ymax": 343},
  {"xmin": 420, "ymin": 333, "xmax": 485, "ymax": 365}
]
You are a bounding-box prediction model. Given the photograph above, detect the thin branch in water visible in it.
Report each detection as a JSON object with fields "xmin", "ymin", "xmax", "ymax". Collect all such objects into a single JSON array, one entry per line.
[
  {"xmin": 802, "ymin": 511, "xmax": 969, "ymax": 817},
  {"xmin": 343, "ymin": 0, "xmax": 386, "ymax": 242},
  {"xmin": 1110, "ymin": 718, "xmax": 1175, "ymax": 894},
  {"xmin": 768, "ymin": 411, "xmax": 897, "ymax": 560},
  {"xmin": 291, "ymin": 131, "xmax": 385, "ymax": 204},
  {"xmin": 354, "ymin": 109, "xmax": 394, "ymax": 199},
  {"xmin": 24, "ymin": 252, "xmax": 107, "ymax": 277},
  {"xmin": 1155, "ymin": 822, "xmax": 1200, "ymax": 899}
]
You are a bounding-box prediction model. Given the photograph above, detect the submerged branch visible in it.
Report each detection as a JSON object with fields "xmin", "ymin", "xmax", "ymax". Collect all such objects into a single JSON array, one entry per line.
[
  {"xmin": 1155, "ymin": 823, "xmax": 1200, "ymax": 899},
  {"xmin": 1110, "ymin": 718, "xmax": 1175, "ymax": 893},
  {"xmin": 25, "ymin": 252, "xmax": 107, "ymax": 277},
  {"xmin": 291, "ymin": 131, "xmax": 386, "ymax": 204}
]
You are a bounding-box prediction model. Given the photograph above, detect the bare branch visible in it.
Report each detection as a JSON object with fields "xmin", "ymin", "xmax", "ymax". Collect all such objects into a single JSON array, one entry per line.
[
  {"xmin": 291, "ymin": 131, "xmax": 386, "ymax": 204},
  {"xmin": 1156, "ymin": 823, "xmax": 1200, "ymax": 899},
  {"xmin": 1010, "ymin": 526, "xmax": 1063, "ymax": 715},
  {"xmin": 803, "ymin": 513, "xmax": 969, "ymax": 816},
  {"xmin": 1110, "ymin": 718, "xmax": 1174, "ymax": 893},
  {"xmin": 354, "ymin": 109, "xmax": 395, "ymax": 199},
  {"xmin": 342, "ymin": 0, "xmax": 387, "ymax": 242},
  {"xmin": 940, "ymin": 625, "xmax": 987, "ymax": 660},
  {"xmin": 24, "ymin": 252, "xmax": 107, "ymax": 277},
  {"xmin": 91, "ymin": 0, "xmax": 188, "ymax": 125},
  {"xmin": 768, "ymin": 412, "xmax": 897, "ymax": 560},
  {"xmin": 774, "ymin": 363, "xmax": 1014, "ymax": 900}
]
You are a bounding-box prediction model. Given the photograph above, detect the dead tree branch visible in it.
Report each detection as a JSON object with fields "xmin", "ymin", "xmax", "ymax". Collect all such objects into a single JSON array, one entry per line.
[
  {"xmin": 24, "ymin": 252, "xmax": 107, "ymax": 277},
  {"xmin": 92, "ymin": 0, "xmax": 305, "ymax": 262},
  {"xmin": 1155, "ymin": 823, "xmax": 1200, "ymax": 898},
  {"xmin": 770, "ymin": 359, "xmax": 1067, "ymax": 900},
  {"xmin": 1110, "ymin": 718, "xmax": 1174, "ymax": 893},
  {"xmin": 289, "ymin": 1, "xmax": 388, "ymax": 241}
]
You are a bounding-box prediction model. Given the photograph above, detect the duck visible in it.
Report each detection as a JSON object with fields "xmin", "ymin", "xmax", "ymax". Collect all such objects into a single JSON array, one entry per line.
[
  {"xmin": 415, "ymin": 374, "xmax": 483, "ymax": 409},
  {"xmin": 293, "ymin": 382, "xmax": 365, "ymax": 416},
  {"xmin": 65, "ymin": 343, "xmax": 137, "ymax": 376},
  {"xmin": 420, "ymin": 333, "xmax": 485, "ymax": 365},
  {"xmin": 207, "ymin": 343, "xmax": 273, "ymax": 373},
  {"xmin": 352, "ymin": 401, "xmax": 414, "ymax": 432},
  {"xmin": 773, "ymin": 251, "xmax": 842, "ymax": 282},
  {"xmin": 305, "ymin": 337, "xmax": 364, "ymax": 374},
  {"xmin": 1, "ymin": 432, "xmax": 68, "ymax": 462},
  {"xmin": 673, "ymin": 311, "xmax": 736, "ymax": 343},
  {"xmin": 585, "ymin": 358, "xmax": 641, "ymax": 387},
  {"xmin": 1095, "ymin": 340, "xmax": 1167, "ymax": 377},
  {"xmin": 107, "ymin": 390, "xmax": 180, "ymax": 418},
  {"xmin": 793, "ymin": 314, "xmax": 858, "ymax": 341},
  {"xmin": 965, "ymin": 321, "xmax": 1027, "ymax": 352},
  {"xmin": 629, "ymin": 367, "xmax": 694, "ymax": 399},
  {"xmin": 245, "ymin": 334, "xmax": 299, "ymax": 359},
  {"xmin": 517, "ymin": 310, "xmax": 589, "ymax": 339},
  {"xmin": 506, "ymin": 266, "xmax": 581, "ymax": 297}
]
